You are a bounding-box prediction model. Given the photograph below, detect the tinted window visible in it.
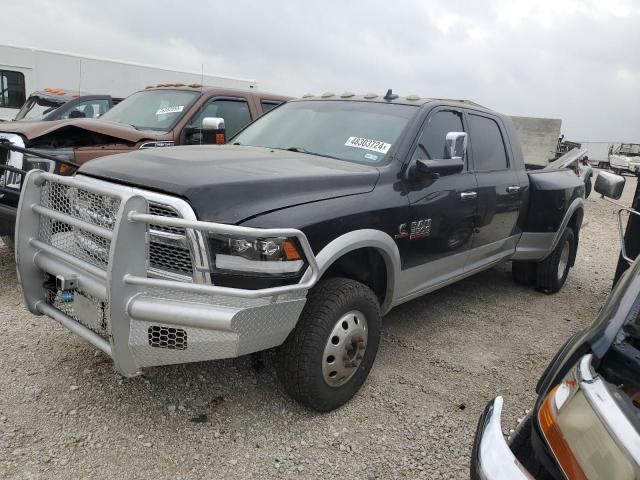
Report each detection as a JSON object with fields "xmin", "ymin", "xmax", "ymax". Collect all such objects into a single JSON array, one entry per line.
[
  {"xmin": 186, "ymin": 99, "xmax": 251, "ymax": 143},
  {"xmin": 0, "ymin": 70, "xmax": 26, "ymax": 108},
  {"xmin": 260, "ymin": 100, "xmax": 281, "ymax": 114},
  {"xmin": 468, "ymin": 114, "xmax": 508, "ymax": 171},
  {"xmin": 414, "ymin": 110, "xmax": 464, "ymax": 161}
]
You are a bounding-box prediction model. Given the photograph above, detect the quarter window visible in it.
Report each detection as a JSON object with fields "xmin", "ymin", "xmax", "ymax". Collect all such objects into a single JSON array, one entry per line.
[
  {"xmin": 0, "ymin": 70, "xmax": 26, "ymax": 109},
  {"xmin": 260, "ymin": 100, "xmax": 282, "ymax": 114},
  {"xmin": 468, "ymin": 114, "xmax": 508, "ymax": 171},
  {"xmin": 414, "ymin": 110, "xmax": 464, "ymax": 162}
]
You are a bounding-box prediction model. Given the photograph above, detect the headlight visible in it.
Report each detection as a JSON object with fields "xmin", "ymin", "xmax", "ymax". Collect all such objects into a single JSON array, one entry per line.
[
  {"xmin": 23, "ymin": 148, "xmax": 74, "ymax": 174},
  {"xmin": 23, "ymin": 155, "xmax": 54, "ymax": 173},
  {"xmin": 211, "ymin": 236, "xmax": 305, "ymax": 275},
  {"xmin": 538, "ymin": 360, "xmax": 636, "ymax": 480}
]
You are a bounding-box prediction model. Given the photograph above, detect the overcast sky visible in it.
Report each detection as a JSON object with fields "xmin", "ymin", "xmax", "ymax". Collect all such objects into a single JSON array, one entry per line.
[{"xmin": 2, "ymin": 0, "xmax": 638, "ymax": 141}]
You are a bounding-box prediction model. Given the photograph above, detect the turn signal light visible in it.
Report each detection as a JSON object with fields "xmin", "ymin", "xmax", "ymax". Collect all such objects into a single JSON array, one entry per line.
[
  {"xmin": 538, "ymin": 386, "xmax": 588, "ymax": 480},
  {"xmin": 283, "ymin": 240, "xmax": 302, "ymax": 260}
]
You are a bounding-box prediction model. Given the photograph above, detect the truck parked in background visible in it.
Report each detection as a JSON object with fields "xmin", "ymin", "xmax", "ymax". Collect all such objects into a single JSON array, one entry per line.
[
  {"xmin": 0, "ymin": 44, "xmax": 257, "ymax": 120},
  {"xmin": 0, "ymin": 85, "xmax": 290, "ymax": 246},
  {"xmin": 609, "ymin": 143, "xmax": 640, "ymax": 175},
  {"xmin": 14, "ymin": 89, "xmax": 121, "ymax": 122}
]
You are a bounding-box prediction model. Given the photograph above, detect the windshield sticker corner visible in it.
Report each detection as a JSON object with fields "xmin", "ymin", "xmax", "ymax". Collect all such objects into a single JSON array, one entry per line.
[
  {"xmin": 156, "ymin": 105, "xmax": 184, "ymax": 115},
  {"xmin": 345, "ymin": 137, "xmax": 391, "ymax": 155}
]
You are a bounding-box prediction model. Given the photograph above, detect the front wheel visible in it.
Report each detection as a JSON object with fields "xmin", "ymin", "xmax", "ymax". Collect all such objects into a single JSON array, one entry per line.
[
  {"xmin": 536, "ymin": 227, "xmax": 575, "ymax": 294},
  {"xmin": 276, "ymin": 277, "xmax": 382, "ymax": 412}
]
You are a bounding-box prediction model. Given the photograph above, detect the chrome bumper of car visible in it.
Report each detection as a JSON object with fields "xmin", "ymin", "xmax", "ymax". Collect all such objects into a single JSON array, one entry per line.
[{"xmin": 471, "ymin": 397, "xmax": 534, "ymax": 480}]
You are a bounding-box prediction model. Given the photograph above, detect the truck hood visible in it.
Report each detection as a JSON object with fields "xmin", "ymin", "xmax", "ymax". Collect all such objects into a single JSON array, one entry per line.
[
  {"xmin": 79, "ymin": 145, "xmax": 380, "ymax": 224},
  {"xmin": 0, "ymin": 118, "xmax": 159, "ymax": 143}
]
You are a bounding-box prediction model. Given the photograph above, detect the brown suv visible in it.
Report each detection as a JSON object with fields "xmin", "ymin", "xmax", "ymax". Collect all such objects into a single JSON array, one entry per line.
[{"xmin": 0, "ymin": 85, "xmax": 290, "ymax": 243}]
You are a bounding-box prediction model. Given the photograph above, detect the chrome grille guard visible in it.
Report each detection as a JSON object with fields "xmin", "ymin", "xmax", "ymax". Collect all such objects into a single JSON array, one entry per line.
[{"xmin": 16, "ymin": 170, "xmax": 320, "ymax": 376}]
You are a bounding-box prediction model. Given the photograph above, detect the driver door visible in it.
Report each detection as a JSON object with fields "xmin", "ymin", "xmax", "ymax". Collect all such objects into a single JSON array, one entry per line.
[{"xmin": 397, "ymin": 108, "xmax": 478, "ymax": 297}]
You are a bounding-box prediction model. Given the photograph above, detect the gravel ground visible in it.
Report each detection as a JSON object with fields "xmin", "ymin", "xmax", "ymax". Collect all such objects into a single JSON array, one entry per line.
[{"xmin": 0, "ymin": 174, "xmax": 635, "ymax": 480}]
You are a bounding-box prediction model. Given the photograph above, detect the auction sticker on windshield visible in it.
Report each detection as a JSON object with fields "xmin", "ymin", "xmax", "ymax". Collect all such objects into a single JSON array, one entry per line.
[
  {"xmin": 345, "ymin": 137, "xmax": 391, "ymax": 154},
  {"xmin": 156, "ymin": 106, "xmax": 184, "ymax": 115}
]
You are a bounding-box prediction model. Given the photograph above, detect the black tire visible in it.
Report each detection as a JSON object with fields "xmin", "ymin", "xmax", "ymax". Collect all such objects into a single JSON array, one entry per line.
[
  {"xmin": 1, "ymin": 234, "xmax": 14, "ymax": 250},
  {"xmin": 512, "ymin": 261, "xmax": 537, "ymax": 286},
  {"xmin": 509, "ymin": 412, "xmax": 552, "ymax": 479},
  {"xmin": 276, "ymin": 277, "xmax": 382, "ymax": 412},
  {"xmin": 536, "ymin": 227, "xmax": 575, "ymax": 294},
  {"xmin": 584, "ymin": 176, "xmax": 592, "ymax": 198}
]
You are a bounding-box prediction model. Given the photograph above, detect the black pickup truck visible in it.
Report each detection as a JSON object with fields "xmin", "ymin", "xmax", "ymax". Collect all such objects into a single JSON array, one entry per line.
[{"xmin": 14, "ymin": 92, "xmax": 584, "ymax": 411}]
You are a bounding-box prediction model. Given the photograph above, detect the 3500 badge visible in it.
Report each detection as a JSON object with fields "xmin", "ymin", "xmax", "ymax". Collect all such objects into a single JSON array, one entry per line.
[{"xmin": 395, "ymin": 219, "xmax": 432, "ymax": 240}]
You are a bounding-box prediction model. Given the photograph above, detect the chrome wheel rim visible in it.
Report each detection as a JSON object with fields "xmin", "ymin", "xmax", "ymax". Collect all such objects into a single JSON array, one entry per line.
[
  {"xmin": 557, "ymin": 240, "xmax": 571, "ymax": 280},
  {"xmin": 322, "ymin": 310, "xmax": 368, "ymax": 387}
]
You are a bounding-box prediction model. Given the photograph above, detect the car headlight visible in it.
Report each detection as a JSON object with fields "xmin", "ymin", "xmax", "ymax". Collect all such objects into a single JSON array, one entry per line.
[
  {"xmin": 23, "ymin": 155, "xmax": 54, "ymax": 173},
  {"xmin": 211, "ymin": 236, "xmax": 305, "ymax": 276},
  {"xmin": 538, "ymin": 359, "xmax": 636, "ymax": 480},
  {"xmin": 23, "ymin": 148, "xmax": 74, "ymax": 174}
]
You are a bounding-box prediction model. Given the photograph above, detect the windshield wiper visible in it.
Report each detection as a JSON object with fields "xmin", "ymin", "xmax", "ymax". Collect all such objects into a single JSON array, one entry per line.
[{"xmin": 271, "ymin": 146, "xmax": 339, "ymax": 160}]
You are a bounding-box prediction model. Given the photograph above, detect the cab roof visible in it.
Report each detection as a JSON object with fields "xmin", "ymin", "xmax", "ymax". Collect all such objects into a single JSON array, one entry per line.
[
  {"xmin": 142, "ymin": 83, "xmax": 291, "ymax": 101},
  {"xmin": 293, "ymin": 90, "xmax": 488, "ymax": 110}
]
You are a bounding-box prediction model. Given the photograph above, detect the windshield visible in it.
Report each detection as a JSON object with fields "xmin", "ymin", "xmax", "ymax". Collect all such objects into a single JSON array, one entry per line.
[
  {"xmin": 100, "ymin": 89, "xmax": 199, "ymax": 131},
  {"xmin": 232, "ymin": 100, "xmax": 418, "ymax": 164},
  {"xmin": 14, "ymin": 95, "xmax": 63, "ymax": 121}
]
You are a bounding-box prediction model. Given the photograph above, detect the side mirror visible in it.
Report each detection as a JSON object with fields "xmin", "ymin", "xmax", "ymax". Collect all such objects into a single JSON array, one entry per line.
[
  {"xmin": 68, "ymin": 110, "xmax": 86, "ymax": 119},
  {"xmin": 594, "ymin": 171, "xmax": 625, "ymax": 199},
  {"xmin": 416, "ymin": 158, "xmax": 464, "ymax": 177},
  {"xmin": 415, "ymin": 131, "xmax": 467, "ymax": 177},
  {"xmin": 201, "ymin": 117, "xmax": 226, "ymax": 144},
  {"xmin": 446, "ymin": 131, "xmax": 467, "ymax": 160}
]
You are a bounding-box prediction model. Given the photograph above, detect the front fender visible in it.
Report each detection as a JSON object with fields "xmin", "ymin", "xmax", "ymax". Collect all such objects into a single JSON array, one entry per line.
[{"xmin": 302, "ymin": 229, "xmax": 401, "ymax": 313}]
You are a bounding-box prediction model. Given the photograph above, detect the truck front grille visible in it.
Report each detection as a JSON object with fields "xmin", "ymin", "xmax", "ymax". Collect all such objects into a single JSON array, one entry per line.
[
  {"xmin": 38, "ymin": 179, "xmax": 196, "ymax": 282},
  {"xmin": 39, "ymin": 181, "xmax": 119, "ymax": 269},
  {"xmin": 148, "ymin": 203, "xmax": 194, "ymax": 280}
]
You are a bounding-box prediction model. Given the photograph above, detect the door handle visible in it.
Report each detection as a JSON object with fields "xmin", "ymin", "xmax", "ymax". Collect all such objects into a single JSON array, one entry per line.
[
  {"xmin": 506, "ymin": 185, "xmax": 521, "ymax": 194},
  {"xmin": 459, "ymin": 191, "xmax": 477, "ymax": 200}
]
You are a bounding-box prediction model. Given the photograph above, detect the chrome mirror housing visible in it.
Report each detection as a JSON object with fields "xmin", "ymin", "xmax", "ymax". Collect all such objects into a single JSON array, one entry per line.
[
  {"xmin": 446, "ymin": 132, "xmax": 468, "ymax": 160},
  {"xmin": 201, "ymin": 117, "xmax": 226, "ymax": 145},
  {"xmin": 595, "ymin": 171, "xmax": 625, "ymax": 200},
  {"xmin": 202, "ymin": 117, "xmax": 225, "ymax": 131}
]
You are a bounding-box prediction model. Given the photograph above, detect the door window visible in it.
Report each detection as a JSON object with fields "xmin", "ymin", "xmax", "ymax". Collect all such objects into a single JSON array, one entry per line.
[
  {"xmin": 0, "ymin": 70, "xmax": 26, "ymax": 108},
  {"xmin": 61, "ymin": 99, "xmax": 111, "ymax": 119},
  {"xmin": 468, "ymin": 114, "xmax": 508, "ymax": 171},
  {"xmin": 185, "ymin": 99, "xmax": 251, "ymax": 144},
  {"xmin": 413, "ymin": 110, "xmax": 464, "ymax": 163}
]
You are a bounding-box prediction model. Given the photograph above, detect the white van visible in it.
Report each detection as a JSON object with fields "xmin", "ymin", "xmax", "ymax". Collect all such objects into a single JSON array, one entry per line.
[{"xmin": 0, "ymin": 44, "xmax": 257, "ymax": 120}]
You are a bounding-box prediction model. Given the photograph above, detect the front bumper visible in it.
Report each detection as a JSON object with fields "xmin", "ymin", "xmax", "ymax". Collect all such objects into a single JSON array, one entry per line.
[
  {"xmin": 471, "ymin": 397, "xmax": 534, "ymax": 480},
  {"xmin": 16, "ymin": 171, "xmax": 319, "ymax": 376}
]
